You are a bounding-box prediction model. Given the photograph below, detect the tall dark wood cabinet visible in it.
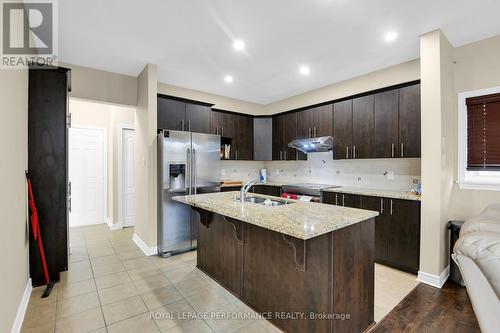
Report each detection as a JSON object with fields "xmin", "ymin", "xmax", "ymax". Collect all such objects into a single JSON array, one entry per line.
[
  {"xmin": 374, "ymin": 90, "xmax": 399, "ymax": 158},
  {"xmin": 28, "ymin": 66, "xmax": 70, "ymax": 286},
  {"xmin": 232, "ymin": 113, "xmax": 253, "ymax": 160},
  {"xmin": 352, "ymin": 95, "xmax": 374, "ymax": 159},
  {"xmin": 272, "ymin": 113, "xmax": 297, "ymax": 160},
  {"xmin": 399, "ymin": 84, "xmax": 421, "ymax": 158},
  {"xmin": 157, "ymin": 95, "xmax": 211, "ymax": 133},
  {"xmin": 333, "ymin": 100, "xmax": 353, "ymax": 159},
  {"xmin": 361, "ymin": 196, "xmax": 389, "ymax": 262}
]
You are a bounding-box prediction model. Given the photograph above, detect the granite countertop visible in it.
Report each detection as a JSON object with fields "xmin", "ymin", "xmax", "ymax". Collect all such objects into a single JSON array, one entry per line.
[
  {"xmin": 322, "ymin": 186, "xmax": 421, "ymax": 201},
  {"xmin": 173, "ymin": 191, "xmax": 378, "ymax": 240}
]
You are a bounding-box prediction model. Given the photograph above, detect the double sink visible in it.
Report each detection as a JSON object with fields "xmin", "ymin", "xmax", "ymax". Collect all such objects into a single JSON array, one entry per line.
[{"xmin": 238, "ymin": 196, "xmax": 293, "ymax": 206}]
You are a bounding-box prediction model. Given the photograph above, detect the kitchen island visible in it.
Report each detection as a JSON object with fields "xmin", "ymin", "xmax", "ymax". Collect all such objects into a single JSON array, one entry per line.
[{"xmin": 173, "ymin": 191, "xmax": 378, "ymax": 333}]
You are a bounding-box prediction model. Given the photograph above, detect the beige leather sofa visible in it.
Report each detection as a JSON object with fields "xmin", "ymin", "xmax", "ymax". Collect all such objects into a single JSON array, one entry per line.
[{"xmin": 453, "ymin": 204, "xmax": 500, "ymax": 333}]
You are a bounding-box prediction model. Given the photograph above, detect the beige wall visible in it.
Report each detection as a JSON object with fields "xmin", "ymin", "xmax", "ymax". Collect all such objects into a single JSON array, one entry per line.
[
  {"xmin": 448, "ymin": 35, "xmax": 500, "ymax": 219},
  {"xmin": 61, "ymin": 62, "xmax": 138, "ymax": 106},
  {"xmin": 0, "ymin": 69, "xmax": 29, "ymax": 332},
  {"xmin": 134, "ymin": 64, "xmax": 158, "ymax": 247},
  {"xmin": 157, "ymin": 82, "xmax": 265, "ymax": 115},
  {"xmin": 70, "ymin": 99, "xmax": 135, "ymax": 226},
  {"xmin": 264, "ymin": 59, "xmax": 420, "ymax": 114}
]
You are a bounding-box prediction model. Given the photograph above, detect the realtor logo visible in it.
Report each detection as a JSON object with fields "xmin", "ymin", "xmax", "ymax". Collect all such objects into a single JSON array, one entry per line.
[{"xmin": 1, "ymin": 0, "xmax": 58, "ymax": 68}]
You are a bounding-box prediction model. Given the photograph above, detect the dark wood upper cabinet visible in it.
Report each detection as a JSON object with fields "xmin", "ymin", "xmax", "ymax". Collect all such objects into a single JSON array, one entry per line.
[
  {"xmin": 272, "ymin": 113, "xmax": 297, "ymax": 160},
  {"xmin": 157, "ymin": 96, "xmax": 211, "ymax": 134},
  {"xmin": 399, "ymin": 84, "xmax": 421, "ymax": 158},
  {"xmin": 374, "ymin": 90, "xmax": 399, "ymax": 158},
  {"xmin": 272, "ymin": 115, "xmax": 281, "ymax": 160},
  {"xmin": 185, "ymin": 103, "xmax": 210, "ymax": 134},
  {"xmin": 157, "ymin": 97, "xmax": 186, "ymax": 131},
  {"xmin": 314, "ymin": 104, "xmax": 333, "ymax": 137},
  {"xmin": 352, "ymin": 95, "xmax": 374, "ymax": 159},
  {"xmin": 297, "ymin": 108, "xmax": 315, "ymax": 139},
  {"xmin": 282, "ymin": 112, "xmax": 297, "ymax": 160},
  {"xmin": 333, "ymin": 100, "xmax": 353, "ymax": 160},
  {"xmin": 233, "ymin": 113, "xmax": 253, "ymax": 160},
  {"xmin": 211, "ymin": 110, "xmax": 234, "ymax": 138},
  {"xmin": 296, "ymin": 105, "xmax": 333, "ymax": 160}
]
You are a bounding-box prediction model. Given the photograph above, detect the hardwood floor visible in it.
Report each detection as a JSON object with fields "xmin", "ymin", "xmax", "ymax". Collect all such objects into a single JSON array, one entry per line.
[{"xmin": 370, "ymin": 282, "xmax": 480, "ymax": 333}]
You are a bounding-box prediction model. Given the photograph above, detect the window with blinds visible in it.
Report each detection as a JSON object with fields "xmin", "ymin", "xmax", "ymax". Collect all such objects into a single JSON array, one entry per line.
[{"xmin": 466, "ymin": 93, "xmax": 500, "ymax": 170}]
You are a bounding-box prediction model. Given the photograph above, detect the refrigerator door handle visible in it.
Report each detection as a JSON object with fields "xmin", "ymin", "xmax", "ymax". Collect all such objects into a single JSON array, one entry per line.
[
  {"xmin": 187, "ymin": 148, "xmax": 191, "ymax": 195},
  {"xmin": 193, "ymin": 148, "xmax": 197, "ymax": 195}
]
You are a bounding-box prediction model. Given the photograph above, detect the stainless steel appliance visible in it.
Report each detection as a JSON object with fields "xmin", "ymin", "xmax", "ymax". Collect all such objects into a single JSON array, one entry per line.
[
  {"xmin": 288, "ymin": 136, "xmax": 333, "ymax": 153},
  {"xmin": 157, "ymin": 130, "xmax": 220, "ymax": 256},
  {"xmin": 281, "ymin": 183, "xmax": 340, "ymax": 202}
]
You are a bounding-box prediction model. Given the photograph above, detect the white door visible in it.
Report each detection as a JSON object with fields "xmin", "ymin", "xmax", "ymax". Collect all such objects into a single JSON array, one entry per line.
[
  {"xmin": 69, "ymin": 128, "xmax": 106, "ymax": 227},
  {"xmin": 122, "ymin": 128, "xmax": 135, "ymax": 227}
]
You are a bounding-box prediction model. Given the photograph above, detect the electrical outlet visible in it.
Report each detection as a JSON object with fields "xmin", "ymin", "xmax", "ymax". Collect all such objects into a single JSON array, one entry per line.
[
  {"xmin": 413, "ymin": 179, "xmax": 419, "ymax": 184},
  {"xmin": 386, "ymin": 171, "xmax": 395, "ymax": 180},
  {"xmin": 336, "ymin": 170, "xmax": 340, "ymax": 175},
  {"xmin": 221, "ymin": 169, "xmax": 226, "ymax": 176},
  {"xmin": 275, "ymin": 169, "xmax": 280, "ymax": 175},
  {"xmin": 357, "ymin": 177, "xmax": 362, "ymax": 181}
]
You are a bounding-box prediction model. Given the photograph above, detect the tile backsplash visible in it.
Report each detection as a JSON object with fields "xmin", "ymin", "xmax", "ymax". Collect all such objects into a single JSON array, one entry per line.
[{"xmin": 222, "ymin": 152, "xmax": 421, "ymax": 191}]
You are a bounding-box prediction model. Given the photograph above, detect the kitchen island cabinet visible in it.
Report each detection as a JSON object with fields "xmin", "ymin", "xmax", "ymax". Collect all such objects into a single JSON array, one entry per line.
[{"xmin": 174, "ymin": 192, "xmax": 378, "ymax": 333}]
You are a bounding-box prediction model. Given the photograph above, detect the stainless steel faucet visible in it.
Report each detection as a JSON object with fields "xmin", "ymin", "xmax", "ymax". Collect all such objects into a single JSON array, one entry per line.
[{"xmin": 240, "ymin": 180, "xmax": 257, "ymax": 203}]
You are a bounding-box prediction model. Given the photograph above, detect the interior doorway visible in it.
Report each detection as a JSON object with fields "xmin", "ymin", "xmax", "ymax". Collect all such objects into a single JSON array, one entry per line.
[
  {"xmin": 68, "ymin": 127, "xmax": 107, "ymax": 227},
  {"xmin": 119, "ymin": 127, "xmax": 135, "ymax": 227}
]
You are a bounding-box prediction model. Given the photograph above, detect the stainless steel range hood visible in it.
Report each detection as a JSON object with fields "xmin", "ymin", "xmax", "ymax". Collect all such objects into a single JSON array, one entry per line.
[{"xmin": 288, "ymin": 136, "xmax": 333, "ymax": 153}]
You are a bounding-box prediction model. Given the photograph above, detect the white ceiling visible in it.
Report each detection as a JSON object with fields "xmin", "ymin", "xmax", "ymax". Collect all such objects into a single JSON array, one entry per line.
[{"xmin": 59, "ymin": 0, "xmax": 500, "ymax": 104}]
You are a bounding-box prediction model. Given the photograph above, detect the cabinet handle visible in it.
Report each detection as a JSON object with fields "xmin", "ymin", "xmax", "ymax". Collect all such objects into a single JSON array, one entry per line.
[
  {"xmin": 314, "ymin": 127, "xmax": 317, "ymax": 137},
  {"xmin": 280, "ymin": 150, "xmax": 283, "ymax": 160},
  {"xmin": 342, "ymin": 194, "xmax": 345, "ymax": 206},
  {"xmin": 308, "ymin": 128, "xmax": 312, "ymax": 138},
  {"xmin": 335, "ymin": 194, "xmax": 338, "ymax": 205},
  {"xmin": 221, "ymin": 126, "xmax": 224, "ymax": 137},
  {"xmin": 401, "ymin": 142, "xmax": 404, "ymax": 158},
  {"xmin": 391, "ymin": 143, "xmax": 395, "ymax": 158},
  {"xmin": 353, "ymin": 145, "xmax": 356, "ymax": 159},
  {"xmin": 346, "ymin": 146, "xmax": 349, "ymax": 159},
  {"xmin": 188, "ymin": 120, "xmax": 191, "ymax": 131},
  {"xmin": 235, "ymin": 150, "xmax": 238, "ymax": 160},
  {"xmin": 181, "ymin": 120, "xmax": 185, "ymax": 131},
  {"xmin": 284, "ymin": 151, "xmax": 287, "ymax": 160},
  {"xmin": 380, "ymin": 198, "xmax": 384, "ymax": 213},
  {"xmin": 390, "ymin": 199, "xmax": 393, "ymax": 215}
]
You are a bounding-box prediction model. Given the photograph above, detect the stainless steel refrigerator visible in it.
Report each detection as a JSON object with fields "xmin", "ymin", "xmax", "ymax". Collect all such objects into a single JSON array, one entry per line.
[{"xmin": 157, "ymin": 130, "xmax": 221, "ymax": 256}]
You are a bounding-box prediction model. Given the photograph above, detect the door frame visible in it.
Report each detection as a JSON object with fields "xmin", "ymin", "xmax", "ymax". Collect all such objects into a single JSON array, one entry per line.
[
  {"xmin": 68, "ymin": 126, "xmax": 108, "ymax": 227},
  {"xmin": 117, "ymin": 123, "xmax": 135, "ymax": 229}
]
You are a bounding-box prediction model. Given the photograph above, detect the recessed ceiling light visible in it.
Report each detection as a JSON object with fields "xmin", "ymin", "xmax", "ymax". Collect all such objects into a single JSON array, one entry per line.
[
  {"xmin": 384, "ymin": 31, "xmax": 398, "ymax": 42},
  {"xmin": 224, "ymin": 75, "xmax": 233, "ymax": 83},
  {"xmin": 233, "ymin": 40, "xmax": 245, "ymax": 51},
  {"xmin": 299, "ymin": 65, "xmax": 310, "ymax": 76}
]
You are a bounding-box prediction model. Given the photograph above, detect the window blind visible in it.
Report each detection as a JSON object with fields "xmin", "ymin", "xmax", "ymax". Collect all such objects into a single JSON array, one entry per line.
[{"xmin": 466, "ymin": 93, "xmax": 500, "ymax": 170}]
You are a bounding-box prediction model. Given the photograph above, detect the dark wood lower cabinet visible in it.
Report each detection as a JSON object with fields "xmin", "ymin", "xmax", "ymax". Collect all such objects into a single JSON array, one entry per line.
[
  {"xmin": 195, "ymin": 210, "xmax": 243, "ymax": 297},
  {"xmin": 323, "ymin": 192, "xmax": 421, "ymax": 274},
  {"xmin": 251, "ymin": 184, "xmax": 282, "ymax": 197},
  {"xmin": 195, "ymin": 209, "xmax": 375, "ymax": 333}
]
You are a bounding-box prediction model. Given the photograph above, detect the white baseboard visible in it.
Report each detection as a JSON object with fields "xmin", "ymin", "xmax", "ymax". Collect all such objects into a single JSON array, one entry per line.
[
  {"xmin": 417, "ymin": 265, "xmax": 450, "ymax": 288},
  {"xmin": 106, "ymin": 218, "xmax": 123, "ymax": 230},
  {"xmin": 132, "ymin": 233, "xmax": 157, "ymax": 256},
  {"xmin": 11, "ymin": 278, "xmax": 32, "ymax": 333}
]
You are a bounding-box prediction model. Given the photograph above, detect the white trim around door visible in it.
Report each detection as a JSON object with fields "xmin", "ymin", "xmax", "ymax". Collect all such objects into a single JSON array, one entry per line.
[{"xmin": 117, "ymin": 124, "xmax": 135, "ymax": 229}]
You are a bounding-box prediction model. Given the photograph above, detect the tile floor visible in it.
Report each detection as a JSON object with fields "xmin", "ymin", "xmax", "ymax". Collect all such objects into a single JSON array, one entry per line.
[{"xmin": 22, "ymin": 224, "xmax": 417, "ymax": 333}]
